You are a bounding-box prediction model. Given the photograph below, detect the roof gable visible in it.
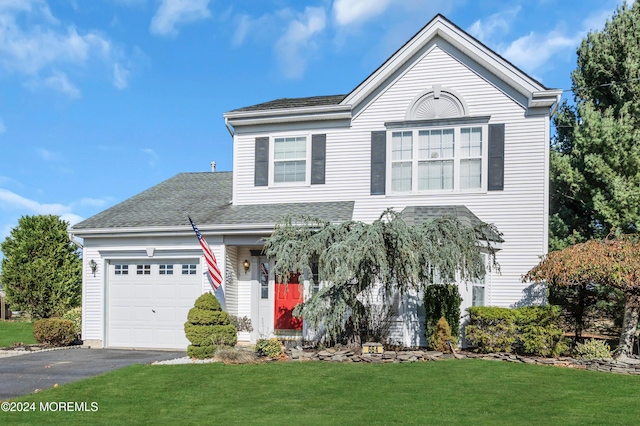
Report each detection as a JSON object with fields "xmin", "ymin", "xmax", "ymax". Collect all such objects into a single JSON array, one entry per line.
[{"xmin": 342, "ymin": 14, "xmax": 560, "ymax": 113}]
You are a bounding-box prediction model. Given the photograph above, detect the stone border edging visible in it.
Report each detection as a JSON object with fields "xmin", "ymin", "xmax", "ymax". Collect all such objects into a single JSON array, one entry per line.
[
  {"xmin": 0, "ymin": 345, "xmax": 81, "ymax": 359},
  {"xmin": 285, "ymin": 347, "xmax": 640, "ymax": 375}
]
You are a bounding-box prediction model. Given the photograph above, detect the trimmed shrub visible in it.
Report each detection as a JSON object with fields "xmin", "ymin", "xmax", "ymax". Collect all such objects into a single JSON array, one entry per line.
[
  {"xmin": 187, "ymin": 309, "xmax": 231, "ymax": 326},
  {"xmin": 515, "ymin": 305, "xmax": 568, "ymax": 357},
  {"xmin": 194, "ymin": 293, "xmax": 222, "ymax": 311},
  {"xmin": 575, "ymin": 338, "xmax": 612, "ymax": 360},
  {"xmin": 184, "ymin": 293, "xmax": 237, "ymax": 359},
  {"xmin": 62, "ymin": 306, "xmax": 82, "ymax": 339},
  {"xmin": 255, "ymin": 338, "xmax": 282, "ymax": 358},
  {"xmin": 465, "ymin": 307, "xmax": 517, "ymax": 353},
  {"xmin": 33, "ymin": 318, "xmax": 76, "ymax": 346},
  {"xmin": 187, "ymin": 345, "xmax": 216, "ymax": 359},
  {"xmin": 430, "ymin": 317, "xmax": 453, "ymax": 352},
  {"xmin": 424, "ymin": 284, "xmax": 462, "ymax": 347}
]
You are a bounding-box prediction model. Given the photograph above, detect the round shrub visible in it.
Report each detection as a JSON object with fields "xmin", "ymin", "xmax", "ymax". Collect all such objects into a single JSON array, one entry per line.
[
  {"xmin": 465, "ymin": 306, "xmax": 517, "ymax": 353},
  {"xmin": 575, "ymin": 338, "xmax": 612, "ymax": 360},
  {"xmin": 255, "ymin": 338, "xmax": 282, "ymax": 358},
  {"xmin": 33, "ymin": 318, "xmax": 76, "ymax": 346},
  {"xmin": 187, "ymin": 308, "xmax": 231, "ymax": 326},
  {"xmin": 62, "ymin": 306, "xmax": 82, "ymax": 339},
  {"xmin": 194, "ymin": 293, "xmax": 222, "ymax": 311},
  {"xmin": 184, "ymin": 293, "xmax": 237, "ymax": 359}
]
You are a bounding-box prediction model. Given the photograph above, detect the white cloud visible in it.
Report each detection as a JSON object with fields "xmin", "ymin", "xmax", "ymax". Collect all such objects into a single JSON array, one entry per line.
[
  {"xmin": 150, "ymin": 0, "xmax": 212, "ymax": 37},
  {"xmin": 0, "ymin": 188, "xmax": 84, "ymax": 225},
  {"xmin": 501, "ymin": 30, "xmax": 580, "ymax": 75},
  {"xmin": 43, "ymin": 71, "xmax": 82, "ymax": 98},
  {"xmin": 468, "ymin": 7, "xmax": 521, "ymax": 43},
  {"xmin": 113, "ymin": 63, "xmax": 129, "ymax": 89},
  {"xmin": 141, "ymin": 148, "xmax": 159, "ymax": 166},
  {"xmin": 274, "ymin": 7, "xmax": 326, "ymax": 79},
  {"xmin": 333, "ymin": 0, "xmax": 393, "ymax": 26},
  {"xmin": 0, "ymin": 2, "xmax": 132, "ymax": 97},
  {"xmin": 36, "ymin": 148, "xmax": 63, "ymax": 162},
  {"xmin": 0, "ymin": 118, "xmax": 5, "ymax": 134}
]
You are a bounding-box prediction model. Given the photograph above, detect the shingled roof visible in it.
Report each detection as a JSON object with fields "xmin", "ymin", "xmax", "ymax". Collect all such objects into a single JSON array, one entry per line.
[
  {"xmin": 401, "ymin": 205, "xmax": 503, "ymax": 242},
  {"xmin": 229, "ymin": 94, "xmax": 347, "ymax": 113},
  {"xmin": 71, "ymin": 172, "xmax": 354, "ymax": 230}
]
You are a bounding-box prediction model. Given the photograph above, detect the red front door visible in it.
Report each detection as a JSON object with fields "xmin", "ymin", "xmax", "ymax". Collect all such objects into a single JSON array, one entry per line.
[{"xmin": 274, "ymin": 273, "xmax": 303, "ymax": 331}]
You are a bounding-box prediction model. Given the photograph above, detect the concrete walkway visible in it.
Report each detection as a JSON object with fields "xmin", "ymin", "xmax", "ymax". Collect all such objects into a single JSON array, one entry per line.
[{"xmin": 0, "ymin": 347, "xmax": 185, "ymax": 400}]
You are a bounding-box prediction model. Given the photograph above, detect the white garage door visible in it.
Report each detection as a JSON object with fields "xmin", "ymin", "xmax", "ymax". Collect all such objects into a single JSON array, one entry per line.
[{"xmin": 107, "ymin": 259, "xmax": 202, "ymax": 349}]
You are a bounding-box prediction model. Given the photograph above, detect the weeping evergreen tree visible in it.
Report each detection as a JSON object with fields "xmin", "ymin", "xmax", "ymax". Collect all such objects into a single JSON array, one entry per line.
[{"xmin": 263, "ymin": 209, "xmax": 499, "ymax": 345}]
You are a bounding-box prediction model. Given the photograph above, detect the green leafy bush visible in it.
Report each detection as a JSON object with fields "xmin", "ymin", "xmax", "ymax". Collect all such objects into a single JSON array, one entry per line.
[
  {"xmin": 465, "ymin": 307, "xmax": 517, "ymax": 353},
  {"xmin": 515, "ymin": 306, "xmax": 568, "ymax": 357},
  {"xmin": 255, "ymin": 338, "xmax": 282, "ymax": 358},
  {"xmin": 184, "ymin": 293, "xmax": 237, "ymax": 359},
  {"xmin": 62, "ymin": 306, "xmax": 82, "ymax": 339},
  {"xmin": 466, "ymin": 305, "xmax": 569, "ymax": 356},
  {"xmin": 33, "ymin": 318, "xmax": 76, "ymax": 346},
  {"xmin": 424, "ymin": 284, "xmax": 462, "ymax": 347},
  {"xmin": 430, "ymin": 317, "xmax": 453, "ymax": 352},
  {"xmin": 575, "ymin": 338, "xmax": 612, "ymax": 360}
]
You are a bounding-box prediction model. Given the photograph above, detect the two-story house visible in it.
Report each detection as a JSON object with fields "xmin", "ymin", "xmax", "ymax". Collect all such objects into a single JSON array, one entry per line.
[{"xmin": 70, "ymin": 14, "xmax": 561, "ymax": 350}]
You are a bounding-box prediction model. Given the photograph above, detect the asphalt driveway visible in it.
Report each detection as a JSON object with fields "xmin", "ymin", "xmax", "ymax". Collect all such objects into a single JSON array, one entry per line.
[{"xmin": 0, "ymin": 348, "xmax": 186, "ymax": 400}]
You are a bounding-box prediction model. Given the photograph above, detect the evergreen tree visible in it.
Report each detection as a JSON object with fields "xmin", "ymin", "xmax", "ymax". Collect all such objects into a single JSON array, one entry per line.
[
  {"xmin": 0, "ymin": 215, "xmax": 82, "ymax": 319},
  {"xmin": 263, "ymin": 210, "xmax": 499, "ymax": 345},
  {"xmin": 550, "ymin": 0, "xmax": 640, "ymax": 249}
]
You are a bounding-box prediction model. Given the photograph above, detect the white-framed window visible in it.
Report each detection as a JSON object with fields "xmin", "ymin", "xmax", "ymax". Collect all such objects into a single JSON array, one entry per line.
[
  {"xmin": 136, "ymin": 264, "xmax": 150, "ymax": 275},
  {"xmin": 159, "ymin": 264, "xmax": 174, "ymax": 275},
  {"xmin": 273, "ymin": 136, "xmax": 308, "ymax": 184},
  {"xmin": 182, "ymin": 264, "xmax": 197, "ymax": 275},
  {"xmin": 114, "ymin": 264, "xmax": 128, "ymax": 275},
  {"xmin": 389, "ymin": 125, "xmax": 486, "ymax": 193}
]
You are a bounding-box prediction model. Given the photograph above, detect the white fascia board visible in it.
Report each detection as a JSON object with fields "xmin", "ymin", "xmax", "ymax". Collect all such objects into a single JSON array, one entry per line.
[
  {"xmin": 224, "ymin": 105, "xmax": 352, "ymax": 127},
  {"xmin": 342, "ymin": 16, "xmax": 557, "ymax": 111},
  {"xmin": 70, "ymin": 224, "xmax": 278, "ymax": 238},
  {"xmin": 528, "ymin": 90, "xmax": 563, "ymax": 109}
]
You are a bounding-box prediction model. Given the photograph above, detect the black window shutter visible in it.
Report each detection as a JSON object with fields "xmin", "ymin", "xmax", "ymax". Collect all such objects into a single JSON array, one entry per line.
[
  {"xmin": 370, "ymin": 131, "xmax": 386, "ymax": 195},
  {"xmin": 254, "ymin": 137, "xmax": 269, "ymax": 187},
  {"xmin": 311, "ymin": 134, "xmax": 326, "ymax": 185},
  {"xmin": 488, "ymin": 124, "xmax": 505, "ymax": 191}
]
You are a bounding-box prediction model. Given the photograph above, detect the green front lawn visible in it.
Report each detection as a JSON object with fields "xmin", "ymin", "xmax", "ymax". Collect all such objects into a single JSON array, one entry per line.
[
  {"xmin": 0, "ymin": 321, "xmax": 35, "ymax": 347},
  {"xmin": 3, "ymin": 359, "xmax": 640, "ymax": 425}
]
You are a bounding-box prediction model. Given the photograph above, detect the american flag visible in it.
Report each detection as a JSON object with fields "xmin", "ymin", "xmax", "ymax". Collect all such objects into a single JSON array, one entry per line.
[{"xmin": 188, "ymin": 216, "xmax": 222, "ymax": 290}]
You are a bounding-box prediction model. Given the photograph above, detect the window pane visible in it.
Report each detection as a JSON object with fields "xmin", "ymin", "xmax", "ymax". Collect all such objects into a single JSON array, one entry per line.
[
  {"xmin": 460, "ymin": 159, "xmax": 481, "ymax": 189},
  {"xmin": 472, "ymin": 286, "xmax": 485, "ymax": 306},
  {"xmin": 418, "ymin": 160, "xmax": 453, "ymax": 190},
  {"xmin": 274, "ymin": 161, "xmax": 306, "ymax": 183},
  {"xmin": 461, "ymin": 127, "xmax": 482, "ymax": 157},
  {"xmin": 274, "ymin": 137, "xmax": 306, "ymax": 160},
  {"xmin": 392, "ymin": 131, "xmax": 412, "ymax": 161},
  {"xmin": 260, "ymin": 262, "xmax": 269, "ymax": 299},
  {"xmin": 419, "ymin": 129, "xmax": 454, "ymax": 159},
  {"xmin": 392, "ymin": 162, "xmax": 412, "ymax": 192}
]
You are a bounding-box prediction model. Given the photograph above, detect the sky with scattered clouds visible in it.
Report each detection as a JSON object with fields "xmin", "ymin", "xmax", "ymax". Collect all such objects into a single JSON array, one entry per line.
[{"xmin": 0, "ymin": 0, "xmax": 623, "ymax": 249}]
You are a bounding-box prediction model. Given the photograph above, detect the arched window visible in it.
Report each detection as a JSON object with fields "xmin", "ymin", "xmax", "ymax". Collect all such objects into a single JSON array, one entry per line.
[{"xmin": 406, "ymin": 86, "xmax": 468, "ymax": 120}]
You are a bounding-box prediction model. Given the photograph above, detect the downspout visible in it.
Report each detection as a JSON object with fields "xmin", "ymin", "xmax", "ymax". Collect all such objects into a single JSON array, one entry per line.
[
  {"xmin": 225, "ymin": 117, "xmax": 234, "ymax": 137},
  {"xmin": 549, "ymin": 93, "xmax": 562, "ymax": 117}
]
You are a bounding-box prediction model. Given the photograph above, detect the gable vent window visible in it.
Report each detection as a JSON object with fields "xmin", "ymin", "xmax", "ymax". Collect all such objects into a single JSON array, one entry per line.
[
  {"xmin": 114, "ymin": 264, "xmax": 128, "ymax": 275},
  {"xmin": 136, "ymin": 264, "xmax": 151, "ymax": 275}
]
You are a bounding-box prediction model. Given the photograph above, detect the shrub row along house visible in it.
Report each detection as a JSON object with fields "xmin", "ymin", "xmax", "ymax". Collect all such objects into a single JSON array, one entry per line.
[{"xmin": 70, "ymin": 15, "xmax": 561, "ymax": 350}]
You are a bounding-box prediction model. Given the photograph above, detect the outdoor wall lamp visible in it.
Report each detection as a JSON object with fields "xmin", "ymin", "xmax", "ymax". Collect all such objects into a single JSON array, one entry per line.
[
  {"xmin": 89, "ymin": 259, "xmax": 98, "ymax": 277},
  {"xmin": 243, "ymin": 259, "xmax": 250, "ymax": 274}
]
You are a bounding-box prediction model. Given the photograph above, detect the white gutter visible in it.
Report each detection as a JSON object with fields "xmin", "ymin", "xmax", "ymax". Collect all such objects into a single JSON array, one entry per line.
[{"xmin": 225, "ymin": 116, "xmax": 234, "ymax": 137}]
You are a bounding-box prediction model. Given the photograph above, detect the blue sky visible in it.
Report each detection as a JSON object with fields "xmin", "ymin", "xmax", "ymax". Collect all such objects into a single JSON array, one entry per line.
[{"xmin": 0, "ymin": 0, "xmax": 623, "ymax": 243}]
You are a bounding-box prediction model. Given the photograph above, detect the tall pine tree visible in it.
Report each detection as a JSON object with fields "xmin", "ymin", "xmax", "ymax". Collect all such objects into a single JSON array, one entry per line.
[
  {"xmin": 0, "ymin": 215, "xmax": 82, "ymax": 319},
  {"xmin": 550, "ymin": 0, "xmax": 640, "ymax": 250}
]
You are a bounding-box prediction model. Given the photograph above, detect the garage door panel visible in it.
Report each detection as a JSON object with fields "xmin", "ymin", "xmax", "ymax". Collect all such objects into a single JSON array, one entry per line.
[{"xmin": 108, "ymin": 260, "xmax": 202, "ymax": 349}]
